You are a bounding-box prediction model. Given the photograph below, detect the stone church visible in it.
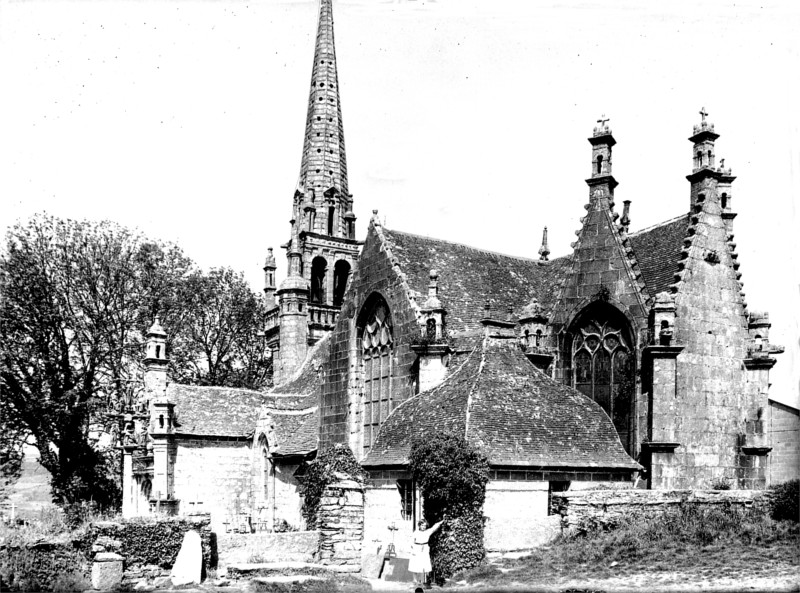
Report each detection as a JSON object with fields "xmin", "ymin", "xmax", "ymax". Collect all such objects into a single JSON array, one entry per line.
[{"xmin": 121, "ymin": 0, "xmax": 798, "ymax": 555}]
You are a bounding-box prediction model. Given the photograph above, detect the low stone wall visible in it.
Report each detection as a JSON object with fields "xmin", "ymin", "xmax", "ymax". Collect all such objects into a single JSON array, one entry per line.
[
  {"xmin": 217, "ymin": 531, "xmax": 319, "ymax": 566},
  {"xmin": 0, "ymin": 538, "xmax": 90, "ymax": 592},
  {"xmin": 316, "ymin": 479, "xmax": 363, "ymax": 572},
  {"xmin": 90, "ymin": 513, "xmax": 215, "ymax": 589},
  {"xmin": 551, "ymin": 489, "xmax": 773, "ymax": 531}
]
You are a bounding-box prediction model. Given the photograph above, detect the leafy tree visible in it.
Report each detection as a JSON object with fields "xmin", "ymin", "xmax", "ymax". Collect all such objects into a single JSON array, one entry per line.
[
  {"xmin": 409, "ymin": 431, "xmax": 490, "ymax": 583},
  {"xmin": 0, "ymin": 408, "xmax": 26, "ymax": 502},
  {"xmin": 176, "ymin": 267, "xmax": 272, "ymax": 389},
  {"xmin": 0, "ymin": 214, "xmax": 271, "ymax": 509},
  {"xmin": 0, "ymin": 215, "xmax": 148, "ymax": 507}
]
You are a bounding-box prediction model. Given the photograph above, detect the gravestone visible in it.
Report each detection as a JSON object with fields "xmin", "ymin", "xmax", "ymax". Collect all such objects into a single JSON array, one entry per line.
[
  {"xmin": 382, "ymin": 557, "xmax": 413, "ymax": 582},
  {"xmin": 170, "ymin": 530, "xmax": 203, "ymax": 586}
]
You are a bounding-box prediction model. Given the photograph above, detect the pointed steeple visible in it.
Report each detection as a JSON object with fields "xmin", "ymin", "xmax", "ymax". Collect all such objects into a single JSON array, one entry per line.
[{"xmin": 298, "ymin": 0, "xmax": 350, "ymax": 225}]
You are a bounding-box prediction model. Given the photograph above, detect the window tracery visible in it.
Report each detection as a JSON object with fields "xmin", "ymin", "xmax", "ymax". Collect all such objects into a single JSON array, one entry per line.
[
  {"xmin": 570, "ymin": 312, "xmax": 635, "ymax": 453},
  {"xmin": 360, "ymin": 296, "xmax": 394, "ymax": 454}
]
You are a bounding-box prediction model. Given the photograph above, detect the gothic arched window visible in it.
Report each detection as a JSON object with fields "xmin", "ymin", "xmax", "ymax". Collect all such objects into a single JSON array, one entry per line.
[
  {"xmin": 569, "ymin": 305, "xmax": 635, "ymax": 453},
  {"xmin": 310, "ymin": 256, "xmax": 327, "ymax": 304},
  {"xmin": 258, "ymin": 434, "xmax": 270, "ymax": 503},
  {"xmin": 332, "ymin": 260, "xmax": 351, "ymax": 306},
  {"xmin": 358, "ymin": 294, "xmax": 394, "ymax": 454}
]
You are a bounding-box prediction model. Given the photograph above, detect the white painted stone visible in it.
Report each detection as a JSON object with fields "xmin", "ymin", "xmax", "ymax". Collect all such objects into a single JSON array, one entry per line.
[
  {"xmin": 169, "ymin": 530, "xmax": 203, "ymax": 586},
  {"xmin": 91, "ymin": 554, "xmax": 124, "ymax": 590}
]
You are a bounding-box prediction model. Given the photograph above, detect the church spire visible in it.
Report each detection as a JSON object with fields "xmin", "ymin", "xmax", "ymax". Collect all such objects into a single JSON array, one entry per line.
[{"xmin": 297, "ymin": 0, "xmax": 349, "ymax": 221}]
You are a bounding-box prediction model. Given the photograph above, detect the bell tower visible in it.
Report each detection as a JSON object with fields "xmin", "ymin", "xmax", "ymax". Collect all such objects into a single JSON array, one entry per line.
[{"xmin": 271, "ymin": 0, "xmax": 361, "ymax": 385}]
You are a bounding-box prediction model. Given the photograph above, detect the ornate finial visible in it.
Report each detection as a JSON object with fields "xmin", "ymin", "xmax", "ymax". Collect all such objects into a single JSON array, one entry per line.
[
  {"xmin": 597, "ymin": 114, "xmax": 609, "ymax": 127},
  {"xmin": 422, "ymin": 269, "xmax": 444, "ymax": 312},
  {"xmin": 372, "ymin": 209, "xmax": 378, "ymax": 216},
  {"xmin": 699, "ymin": 106, "xmax": 708, "ymax": 122},
  {"xmin": 264, "ymin": 247, "xmax": 277, "ymax": 268},
  {"xmin": 621, "ymin": 200, "xmax": 631, "ymax": 232},
  {"xmin": 538, "ymin": 226, "xmax": 550, "ymax": 261}
]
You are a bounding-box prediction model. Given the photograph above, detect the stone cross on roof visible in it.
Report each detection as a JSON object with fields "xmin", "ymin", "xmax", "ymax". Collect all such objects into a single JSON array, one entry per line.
[
  {"xmin": 597, "ymin": 114, "xmax": 609, "ymax": 127},
  {"xmin": 699, "ymin": 107, "xmax": 708, "ymax": 122}
]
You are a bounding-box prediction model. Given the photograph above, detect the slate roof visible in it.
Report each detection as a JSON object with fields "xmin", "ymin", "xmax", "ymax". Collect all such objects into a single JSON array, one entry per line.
[
  {"xmin": 362, "ymin": 334, "xmax": 639, "ymax": 470},
  {"xmin": 258, "ymin": 334, "xmax": 331, "ymax": 455},
  {"xmin": 381, "ymin": 228, "xmax": 572, "ymax": 334},
  {"xmin": 628, "ymin": 214, "xmax": 690, "ymax": 298},
  {"xmin": 167, "ymin": 384, "xmax": 269, "ymax": 438},
  {"xmin": 268, "ymin": 409, "xmax": 319, "ymax": 456}
]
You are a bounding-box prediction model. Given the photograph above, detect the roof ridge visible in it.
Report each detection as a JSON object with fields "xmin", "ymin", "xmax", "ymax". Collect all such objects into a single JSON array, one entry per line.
[
  {"xmin": 464, "ymin": 334, "xmax": 488, "ymax": 440},
  {"xmin": 379, "ymin": 345, "xmax": 480, "ymax": 432},
  {"xmin": 169, "ymin": 383, "xmax": 268, "ymax": 396},
  {"xmin": 628, "ymin": 212, "xmax": 689, "ymax": 238},
  {"xmin": 384, "ymin": 227, "xmax": 571, "ymax": 266}
]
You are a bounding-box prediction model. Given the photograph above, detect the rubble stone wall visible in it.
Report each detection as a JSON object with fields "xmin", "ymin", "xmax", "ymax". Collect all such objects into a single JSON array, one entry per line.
[
  {"xmin": 316, "ymin": 479, "xmax": 364, "ymax": 572},
  {"xmin": 551, "ymin": 489, "xmax": 772, "ymax": 531}
]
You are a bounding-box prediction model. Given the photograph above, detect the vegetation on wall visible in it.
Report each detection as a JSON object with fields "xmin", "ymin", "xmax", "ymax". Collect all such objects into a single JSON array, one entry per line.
[
  {"xmin": 770, "ymin": 479, "xmax": 799, "ymax": 522},
  {"xmin": 409, "ymin": 431, "xmax": 489, "ymax": 583},
  {"xmin": 90, "ymin": 516, "xmax": 215, "ymax": 569},
  {"xmin": 300, "ymin": 444, "xmax": 365, "ymax": 527}
]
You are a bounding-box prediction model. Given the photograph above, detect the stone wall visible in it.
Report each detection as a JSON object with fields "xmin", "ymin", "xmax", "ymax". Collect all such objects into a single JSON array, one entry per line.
[
  {"xmin": 551, "ymin": 489, "xmax": 772, "ymax": 531},
  {"xmin": 483, "ymin": 481, "xmax": 559, "ymax": 551},
  {"xmin": 363, "ymin": 472, "xmax": 415, "ymax": 559},
  {"xmin": 316, "ymin": 479, "xmax": 364, "ymax": 572},
  {"xmin": 172, "ymin": 437, "xmax": 252, "ymax": 531},
  {"xmin": 668, "ymin": 195, "xmax": 760, "ymax": 489},
  {"xmin": 321, "ymin": 219, "xmax": 422, "ymax": 456},
  {"xmin": 768, "ymin": 400, "xmax": 800, "ymax": 484},
  {"xmin": 0, "ymin": 539, "xmax": 90, "ymax": 592},
  {"xmin": 216, "ymin": 531, "xmax": 319, "ymax": 566}
]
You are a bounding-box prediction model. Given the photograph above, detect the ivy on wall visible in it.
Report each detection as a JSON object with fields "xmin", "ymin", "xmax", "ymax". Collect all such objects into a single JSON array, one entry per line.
[
  {"xmin": 409, "ymin": 432, "xmax": 490, "ymax": 583},
  {"xmin": 300, "ymin": 444, "xmax": 366, "ymax": 527}
]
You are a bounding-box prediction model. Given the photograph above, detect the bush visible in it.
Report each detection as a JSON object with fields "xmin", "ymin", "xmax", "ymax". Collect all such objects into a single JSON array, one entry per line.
[
  {"xmin": 770, "ymin": 479, "xmax": 799, "ymax": 522},
  {"xmin": 300, "ymin": 444, "xmax": 365, "ymax": 527},
  {"xmin": 409, "ymin": 432, "xmax": 489, "ymax": 583},
  {"xmin": 0, "ymin": 540, "xmax": 89, "ymax": 592}
]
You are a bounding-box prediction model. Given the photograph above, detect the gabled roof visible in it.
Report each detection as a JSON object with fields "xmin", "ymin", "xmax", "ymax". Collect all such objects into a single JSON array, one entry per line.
[
  {"xmin": 362, "ymin": 334, "xmax": 639, "ymax": 470},
  {"xmin": 628, "ymin": 214, "xmax": 690, "ymax": 298},
  {"xmin": 167, "ymin": 384, "xmax": 269, "ymax": 438},
  {"xmin": 381, "ymin": 228, "xmax": 572, "ymax": 333}
]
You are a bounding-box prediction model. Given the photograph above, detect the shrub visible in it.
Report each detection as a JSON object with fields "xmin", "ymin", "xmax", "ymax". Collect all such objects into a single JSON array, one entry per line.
[
  {"xmin": 409, "ymin": 432, "xmax": 489, "ymax": 583},
  {"xmin": 770, "ymin": 479, "xmax": 799, "ymax": 522},
  {"xmin": 0, "ymin": 540, "xmax": 89, "ymax": 592},
  {"xmin": 300, "ymin": 444, "xmax": 365, "ymax": 527},
  {"xmin": 710, "ymin": 477, "xmax": 732, "ymax": 490}
]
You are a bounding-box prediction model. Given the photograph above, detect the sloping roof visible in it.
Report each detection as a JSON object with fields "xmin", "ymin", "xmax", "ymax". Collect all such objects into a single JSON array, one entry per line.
[
  {"xmin": 381, "ymin": 228, "xmax": 572, "ymax": 333},
  {"xmin": 628, "ymin": 214, "xmax": 690, "ymax": 298},
  {"xmin": 362, "ymin": 334, "xmax": 639, "ymax": 470},
  {"xmin": 258, "ymin": 334, "xmax": 331, "ymax": 455},
  {"xmin": 269, "ymin": 409, "xmax": 319, "ymax": 456},
  {"xmin": 167, "ymin": 384, "xmax": 270, "ymax": 438}
]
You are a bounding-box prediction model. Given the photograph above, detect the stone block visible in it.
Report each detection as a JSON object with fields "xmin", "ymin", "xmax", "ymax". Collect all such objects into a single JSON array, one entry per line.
[{"xmin": 92, "ymin": 553, "xmax": 124, "ymax": 591}]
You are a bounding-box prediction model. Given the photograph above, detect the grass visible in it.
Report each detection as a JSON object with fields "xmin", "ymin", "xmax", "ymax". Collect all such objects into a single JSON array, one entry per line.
[{"xmin": 451, "ymin": 505, "xmax": 800, "ymax": 588}]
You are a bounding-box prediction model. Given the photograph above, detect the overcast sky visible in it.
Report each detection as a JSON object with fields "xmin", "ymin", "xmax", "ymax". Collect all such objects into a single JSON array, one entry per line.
[{"xmin": 1, "ymin": 0, "xmax": 797, "ymax": 407}]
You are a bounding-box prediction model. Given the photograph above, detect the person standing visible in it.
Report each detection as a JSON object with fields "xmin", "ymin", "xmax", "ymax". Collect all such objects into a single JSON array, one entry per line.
[{"xmin": 408, "ymin": 518, "xmax": 444, "ymax": 588}]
